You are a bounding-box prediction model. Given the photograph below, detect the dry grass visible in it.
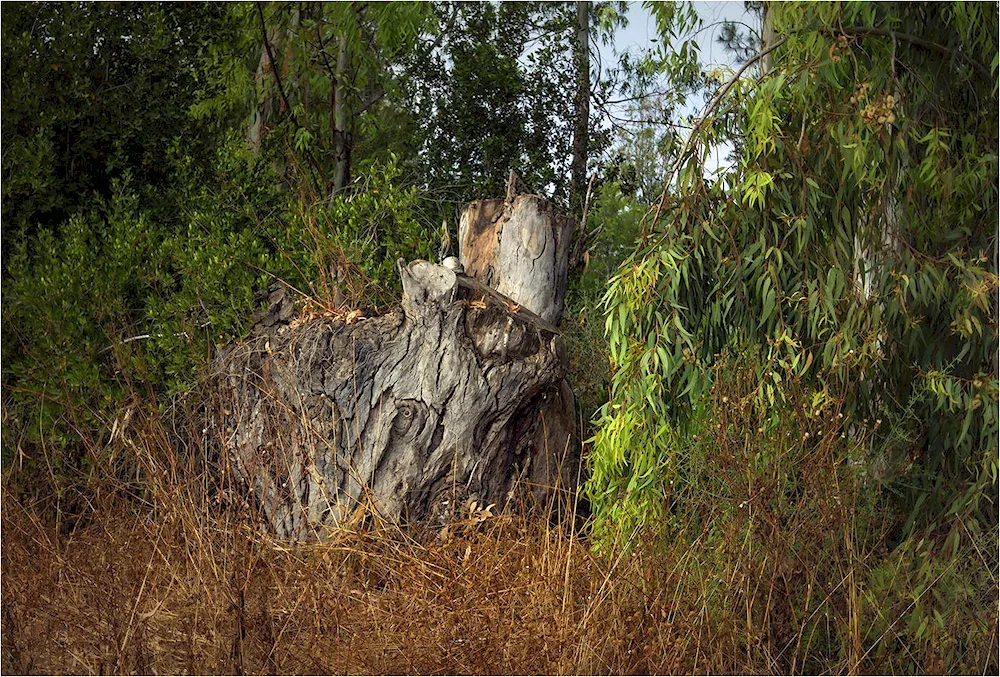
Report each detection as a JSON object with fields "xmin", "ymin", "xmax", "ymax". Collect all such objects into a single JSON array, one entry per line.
[
  {"xmin": 2, "ymin": 484, "xmax": 692, "ymax": 674},
  {"xmin": 0, "ymin": 394, "xmax": 696, "ymax": 675},
  {"xmin": 2, "ymin": 382, "xmax": 996, "ymax": 675}
]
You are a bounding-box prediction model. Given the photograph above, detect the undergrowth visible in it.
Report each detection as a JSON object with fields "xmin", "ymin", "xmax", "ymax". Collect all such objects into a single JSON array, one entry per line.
[
  {"xmin": 0, "ymin": 390, "xmax": 679, "ymax": 675},
  {"xmin": 1, "ymin": 161, "xmax": 994, "ymax": 676},
  {"xmin": 3, "ymin": 360, "xmax": 995, "ymax": 675}
]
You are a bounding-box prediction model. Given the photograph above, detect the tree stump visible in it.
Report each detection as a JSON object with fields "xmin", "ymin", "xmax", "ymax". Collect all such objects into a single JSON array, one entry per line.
[
  {"xmin": 214, "ymin": 259, "xmax": 578, "ymax": 540},
  {"xmin": 213, "ymin": 181, "xmax": 581, "ymax": 540},
  {"xmin": 459, "ymin": 186, "xmax": 574, "ymax": 326},
  {"xmin": 458, "ymin": 181, "xmax": 580, "ymax": 506}
]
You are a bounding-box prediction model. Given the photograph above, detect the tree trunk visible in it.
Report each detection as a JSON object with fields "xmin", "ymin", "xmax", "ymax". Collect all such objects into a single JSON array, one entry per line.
[
  {"xmin": 331, "ymin": 35, "xmax": 352, "ymax": 197},
  {"xmin": 760, "ymin": 1, "xmax": 776, "ymax": 75},
  {"xmin": 570, "ymin": 0, "xmax": 590, "ymax": 215},
  {"xmin": 457, "ymin": 177, "xmax": 579, "ymax": 515},
  {"xmin": 248, "ymin": 24, "xmax": 284, "ymax": 153},
  {"xmin": 214, "ymin": 181, "xmax": 580, "ymax": 541}
]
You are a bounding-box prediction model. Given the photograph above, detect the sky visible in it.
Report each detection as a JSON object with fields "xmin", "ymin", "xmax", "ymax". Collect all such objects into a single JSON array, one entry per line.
[
  {"xmin": 614, "ymin": 1, "xmax": 756, "ymax": 68},
  {"xmin": 602, "ymin": 1, "xmax": 760, "ymax": 175}
]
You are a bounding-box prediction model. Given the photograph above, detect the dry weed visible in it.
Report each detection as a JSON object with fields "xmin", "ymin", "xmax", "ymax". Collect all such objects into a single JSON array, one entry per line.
[
  {"xmin": 0, "ymin": 394, "xmax": 692, "ymax": 675},
  {"xmin": 2, "ymin": 477, "xmax": 700, "ymax": 674},
  {"xmin": 3, "ymin": 378, "xmax": 995, "ymax": 675}
]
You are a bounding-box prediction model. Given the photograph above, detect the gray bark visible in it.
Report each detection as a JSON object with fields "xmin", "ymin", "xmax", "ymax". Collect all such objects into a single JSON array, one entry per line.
[
  {"xmin": 458, "ymin": 189, "xmax": 574, "ymax": 326},
  {"xmin": 214, "ymin": 259, "xmax": 577, "ymax": 540},
  {"xmin": 331, "ymin": 35, "xmax": 352, "ymax": 197},
  {"xmin": 760, "ymin": 2, "xmax": 776, "ymax": 75},
  {"xmin": 458, "ymin": 182, "xmax": 579, "ymax": 514}
]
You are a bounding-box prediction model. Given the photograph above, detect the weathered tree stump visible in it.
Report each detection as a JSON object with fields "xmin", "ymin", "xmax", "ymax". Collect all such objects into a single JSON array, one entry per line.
[
  {"xmin": 214, "ymin": 259, "xmax": 577, "ymax": 540},
  {"xmin": 458, "ymin": 177, "xmax": 580, "ymax": 498},
  {"xmin": 213, "ymin": 182, "xmax": 581, "ymax": 540}
]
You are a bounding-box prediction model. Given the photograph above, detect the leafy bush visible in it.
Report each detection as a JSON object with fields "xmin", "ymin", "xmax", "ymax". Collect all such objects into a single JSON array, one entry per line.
[
  {"xmin": 589, "ymin": 0, "xmax": 997, "ymax": 549},
  {"xmin": 586, "ymin": 3, "xmax": 997, "ymax": 670},
  {"xmin": 0, "ymin": 3, "xmax": 232, "ymax": 253},
  {"xmin": 562, "ymin": 182, "xmax": 645, "ymax": 423},
  {"xmin": 271, "ymin": 154, "xmax": 434, "ymax": 311},
  {"xmin": 1, "ymin": 137, "xmax": 428, "ymax": 506}
]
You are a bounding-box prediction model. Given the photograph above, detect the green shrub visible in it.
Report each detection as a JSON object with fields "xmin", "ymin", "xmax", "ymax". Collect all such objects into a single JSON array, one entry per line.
[
  {"xmin": 563, "ymin": 182, "xmax": 645, "ymax": 426},
  {"xmin": 1, "ymin": 139, "xmax": 429, "ymax": 504},
  {"xmin": 588, "ymin": 356, "xmax": 997, "ymax": 673}
]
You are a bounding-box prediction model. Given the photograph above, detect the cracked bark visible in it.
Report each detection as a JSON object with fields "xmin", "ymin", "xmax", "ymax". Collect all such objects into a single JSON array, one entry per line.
[
  {"xmin": 457, "ymin": 185, "xmax": 579, "ymax": 521},
  {"xmin": 459, "ymin": 181, "xmax": 574, "ymax": 326},
  {"xmin": 214, "ymin": 255, "xmax": 579, "ymax": 540}
]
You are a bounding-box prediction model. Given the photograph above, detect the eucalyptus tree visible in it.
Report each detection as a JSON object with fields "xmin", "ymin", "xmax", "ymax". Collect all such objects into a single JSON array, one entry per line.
[
  {"xmin": 589, "ymin": 1, "xmax": 998, "ymax": 541},
  {"xmin": 194, "ymin": 1, "xmax": 434, "ymax": 198}
]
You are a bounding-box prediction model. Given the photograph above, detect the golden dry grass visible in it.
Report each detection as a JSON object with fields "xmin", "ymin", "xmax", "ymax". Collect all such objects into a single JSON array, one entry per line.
[
  {"xmin": 3, "ymin": 385, "xmax": 996, "ymax": 675},
  {"xmin": 2, "ymin": 481, "xmax": 702, "ymax": 675},
  {"xmin": 0, "ymin": 389, "xmax": 691, "ymax": 675}
]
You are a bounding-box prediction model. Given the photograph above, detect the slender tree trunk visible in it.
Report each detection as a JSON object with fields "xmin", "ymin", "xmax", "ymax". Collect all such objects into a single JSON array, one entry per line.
[
  {"xmin": 248, "ymin": 25, "xmax": 284, "ymax": 153},
  {"xmin": 760, "ymin": 1, "xmax": 776, "ymax": 75},
  {"xmin": 248, "ymin": 44, "xmax": 267, "ymax": 152},
  {"xmin": 570, "ymin": 0, "xmax": 590, "ymax": 215},
  {"xmin": 331, "ymin": 35, "xmax": 352, "ymax": 197},
  {"xmin": 282, "ymin": 5, "xmax": 301, "ymax": 111}
]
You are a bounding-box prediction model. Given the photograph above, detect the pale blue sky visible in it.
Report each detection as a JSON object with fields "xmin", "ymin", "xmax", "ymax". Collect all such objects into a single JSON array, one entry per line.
[
  {"xmin": 601, "ymin": 1, "xmax": 759, "ymax": 175},
  {"xmin": 613, "ymin": 1, "xmax": 756, "ymax": 68}
]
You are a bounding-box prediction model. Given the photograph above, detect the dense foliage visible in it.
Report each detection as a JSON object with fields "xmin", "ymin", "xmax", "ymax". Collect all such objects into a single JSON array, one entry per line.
[
  {"xmin": 588, "ymin": 2, "xmax": 997, "ymax": 670},
  {"xmin": 1, "ymin": 1, "xmax": 618, "ymax": 482},
  {"xmin": 592, "ymin": 0, "xmax": 998, "ymax": 531},
  {"xmin": 1, "ymin": 3, "xmax": 233, "ymax": 255}
]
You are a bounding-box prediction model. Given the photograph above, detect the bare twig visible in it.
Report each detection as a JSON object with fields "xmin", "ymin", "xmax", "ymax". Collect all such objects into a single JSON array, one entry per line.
[
  {"xmin": 99, "ymin": 321, "xmax": 212, "ymax": 355},
  {"xmin": 580, "ymin": 173, "xmax": 597, "ymax": 236},
  {"xmin": 570, "ymin": 174, "xmax": 599, "ymax": 269},
  {"xmin": 99, "ymin": 334, "xmax": 169, "ymax": 354}
]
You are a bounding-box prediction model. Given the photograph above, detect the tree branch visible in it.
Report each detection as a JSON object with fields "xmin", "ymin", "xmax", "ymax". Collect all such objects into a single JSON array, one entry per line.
[
  {"xmin": 645, "ymin": 36, "xmax": 788, "ymax": 235},
  {"xmin": 570, "ymin": 174, "xmax": 598, "ymax": 269},
  {"xmin": 255, "ymin": 1, "xmax": 324, "ymax": 196},
  {"xmin": 422, "ymin": 3, "xmax": 460, "ymax": 55},
  {"xmin": 355, "ymin": 86, "xmax": 386, "ymax": 116},
  {"xmin": 837, "ymin": 26, "xmax": 991, "ymax": 81},
  {"xmin": 256, "ymin": 1, "xmax": 295, "ymax": 128}
]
